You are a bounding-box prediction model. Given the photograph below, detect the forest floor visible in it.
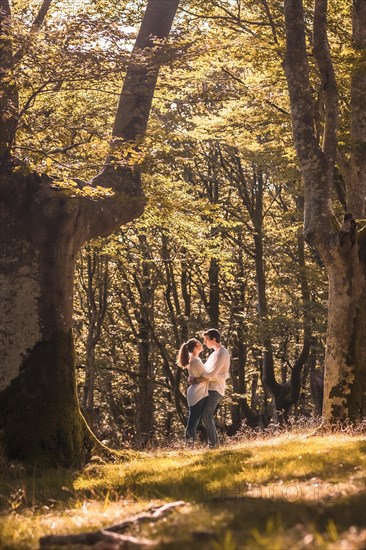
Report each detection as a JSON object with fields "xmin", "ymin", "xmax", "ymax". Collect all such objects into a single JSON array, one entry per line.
[{"xmin": 0, "ymin": 431, "xmax": 365, "ymax": 549}]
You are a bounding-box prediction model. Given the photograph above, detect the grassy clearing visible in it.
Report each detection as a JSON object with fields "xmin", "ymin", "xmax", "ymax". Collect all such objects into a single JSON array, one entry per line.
[{"xmin": 0, "ymin": 432, "xmax": 365, "ymax": 549}]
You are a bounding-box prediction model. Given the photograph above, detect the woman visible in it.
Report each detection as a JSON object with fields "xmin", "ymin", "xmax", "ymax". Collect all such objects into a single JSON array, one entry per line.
[{"xmin": 177, "ymin": 338, "xmax": 209, "ymax": 442}]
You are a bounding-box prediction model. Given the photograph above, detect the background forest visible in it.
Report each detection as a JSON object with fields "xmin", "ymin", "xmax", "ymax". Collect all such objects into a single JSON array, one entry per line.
[{"xmin": 4, "ymin": 0, "xmax": 356, "ymax": 447}]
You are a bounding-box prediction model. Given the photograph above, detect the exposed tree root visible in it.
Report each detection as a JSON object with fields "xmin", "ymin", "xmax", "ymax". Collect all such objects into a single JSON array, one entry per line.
[{"xmin": 80, "ymin": 411, "xmax": 139, "ymax": 464}]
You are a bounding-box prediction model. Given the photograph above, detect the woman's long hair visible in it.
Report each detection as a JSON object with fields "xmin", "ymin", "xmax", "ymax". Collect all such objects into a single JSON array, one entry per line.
[{"xmin": 177, "ymin": 338, "xmax": 200, "ymax": 367}]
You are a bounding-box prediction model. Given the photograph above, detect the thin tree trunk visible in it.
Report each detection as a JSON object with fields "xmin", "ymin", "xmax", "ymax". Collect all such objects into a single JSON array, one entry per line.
[
  {"xmin": 81, "ymin": 251, "xmax": 109, "ymax": 415},
  {"xmin": 229, "ymin": 237, "xmax": 258, "ymax": 430},
  {"xmin": 180, "ymin": 250, "xmax": 191, "ymax": 342},
  {"xmin": 135, "ymin": 236, "xmax": 155, "ymax": 447},
  {"xmin": 208, "ymin": 257, "xmax": 220, "ymax": 328}
]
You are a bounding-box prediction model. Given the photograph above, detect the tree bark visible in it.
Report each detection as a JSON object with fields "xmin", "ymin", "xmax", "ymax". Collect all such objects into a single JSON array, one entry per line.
[
  {"xmin": 0, "ymin": 0, "xmax": 180, "ymax": 465},
  {"xmin": 208, "ymin": 257, "xmax": 220, "ymax": 328},
  {"xmin": 80, "ymin": 250, "xmax": 109, "ymax": 416},
  {"xmin": 135, "ymin": 235, "xmax": 155, "ymax": 446},
  {"xmin": 309, "ymin": 347, "xmax": 323, "ymax": 416},
  {"xmin": 180, "ymin": 250, "xmax": 191, "ymax": 342}
]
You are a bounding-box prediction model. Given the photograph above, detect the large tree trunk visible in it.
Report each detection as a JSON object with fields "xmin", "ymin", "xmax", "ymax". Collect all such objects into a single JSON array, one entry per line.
[
  {"xmin": 322, "ymin": 229, "xmax": 366, "ymax": 420},
  {"xmin": 0, "ymin": 0, "xmax": 180, "ymax": 466},
  {"xmin": 283, "ymin": 0, "xmax": 366, "ymax": 421},
  {"xmin": 0, "ymin": 170, "xmax": 85, "ymax": 465}
]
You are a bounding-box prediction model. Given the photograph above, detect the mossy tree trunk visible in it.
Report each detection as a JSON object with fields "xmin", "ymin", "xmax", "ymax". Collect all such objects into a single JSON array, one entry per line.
[
  {"xmin": 283, "ymin": 0, "xmax": 366, "ymax": 421},
  {"xmin": 0, "ymin": 0, "xmax": 180, "ymax": 466}
]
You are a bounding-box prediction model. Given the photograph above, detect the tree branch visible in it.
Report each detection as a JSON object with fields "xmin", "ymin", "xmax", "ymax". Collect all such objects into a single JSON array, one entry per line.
[
  {"xmin": 93, "ymin": 0, "xmax": 180, "ymax": 190},
  {"xmin": 221, "ymin": 67, "xmax": 290, "ymax": 115},
  {"xmin": 283, "ymin": 0, "xmax": 318, "ymax": 165},
  {"xmin": 259, "ymin": 0, "xmax": 279, "ymax": 45},
  {"xmin": 348, "ymin": 0, "xmax": 366, "ymax": 216},
  {"xmin": 313, "ymin": 0, "xmax": 338, "ymax": 165},
  {"xmin": 283, "ymin": 0, "xmax": 333, "ymax": 247},
  {"xmin": 31, "ymin": 0, "xmax": 53, "ymax": 31},
  {"xmin": 40, "ymin": 501, "xmax": 185, "ymax": 547},
  {"xmin": 87, "ymin": 0, "xmax": 180, "ymax": 240},
  {"xmin": 13, "ymin": 0, "xmax": 54, "ymax": 64},
  {"xmin": 18, "ymin": 81, "xmax": 52, "ymax": 118}
]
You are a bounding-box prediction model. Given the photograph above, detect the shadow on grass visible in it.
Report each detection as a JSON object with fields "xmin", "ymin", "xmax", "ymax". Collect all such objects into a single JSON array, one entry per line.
[
  {"xmin": 121, "ymin": 450, "xmax": 254, "ymax": 502},
  {"xmin": 0, "ymin": 465, "xmax": 77, "ymax": 511},
  {"xmin": 156, "ymin": 491, "xmax": 366, "ymax": 550},
  {"xmin": 110, "ymin": 441, "xmax": 365, "ymax": 502},
  {"xmin": 1, "ymin": 439, "xmax": 364, "ymax": 514}
]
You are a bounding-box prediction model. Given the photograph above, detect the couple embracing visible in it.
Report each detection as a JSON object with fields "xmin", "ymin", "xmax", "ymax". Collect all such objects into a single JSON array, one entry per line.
[{"xmin": 177, "ymin": 329, "xmax": 230, "ymax": 448}]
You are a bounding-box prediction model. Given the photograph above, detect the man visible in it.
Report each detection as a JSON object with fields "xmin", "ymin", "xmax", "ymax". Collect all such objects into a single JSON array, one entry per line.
[{"xmin": 192, "ymin": 328, "xmax": 230, "ymax": 447}]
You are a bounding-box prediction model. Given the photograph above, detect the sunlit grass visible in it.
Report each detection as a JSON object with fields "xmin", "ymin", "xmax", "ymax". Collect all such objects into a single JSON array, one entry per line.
[
  {"xmin": 0, "ymin": 433, "xmax": 365, "ymax": 549},
  {"xmin": 0, "ymin": 499, "xmax": 154, "ymax": 549},
  {"xmin": 74, "ymin": 434, "xmax": 366, "ymax": 501}
]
